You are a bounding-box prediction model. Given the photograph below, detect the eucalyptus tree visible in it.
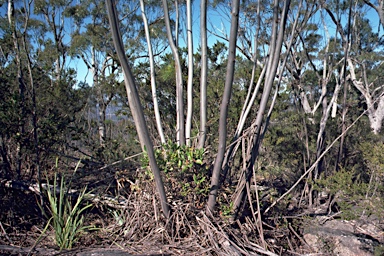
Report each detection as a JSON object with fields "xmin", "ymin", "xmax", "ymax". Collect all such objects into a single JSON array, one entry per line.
[
  {"xmin": 363, "ymin": 0, "xmax": 384, "ymax": 27},
  {"xmin": 230, "ymin": 0, "xmax": 292, "ymax": 217},
  {"xmin": 271, "ymin": 0, "xmax": 384, "ymax": 208},
  {"xmin": 260, "ymin": 1, "xmax": 355, "ymax": 207},
  {"xmin": 206, "ymin": 0, "xmax": 240, "ymax": 213},
  {"xmin": 346, "ymin": 5, "xmax": 384, "ymax": 135},
  {"xmin": 139, "ymin": 0, "xmax": 166, "ymax": 144},
  {"xmin": 5, "ymin": 0, "xmax": 51, "ymax": 181},
  {"xmin": 205, "ymin": 0, "xmax": 294, "ymax": 215},
  {"xmin": 322, "ymin": 1, "xmax": 384, "ymax": 134},
  {"xmin": 97, "ymin": 0, "xmax": 383, "ymax": 221},
  {"xmin": 105, "ymin": 0, "xmax": 170, "ymax": 218},
  {"xmin": 198, "ymin": 0, "xmax": 208, "ymax": 149},
  {"xmin": 19, "ymin": 0, "xmax": 44, "ymax": 197},
  {"xmin": 34, "ymin": 0, "xmax": 72, "ymax": 80},
  {"xmin": 185, "ymin": 0, "xmax": 194, "ymax": 146},
  {"xmin": 162, "ymin": 0, "xmax": 185, "ymax": 145},
  {"xmin": 285, "ymin": 4, "xmax": 345, "ymax": 185}
]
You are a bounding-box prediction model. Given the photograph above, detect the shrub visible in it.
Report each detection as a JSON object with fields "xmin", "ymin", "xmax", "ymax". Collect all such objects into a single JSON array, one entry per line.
[{"xmin": 141, "ymin": 141, "xmax": 209, "ymax": 202}]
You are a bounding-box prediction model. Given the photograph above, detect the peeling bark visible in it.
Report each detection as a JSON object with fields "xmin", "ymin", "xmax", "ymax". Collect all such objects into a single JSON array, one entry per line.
[{"xmin": 348, "ymin": 58, "xmax": 384, "ymax": 134}]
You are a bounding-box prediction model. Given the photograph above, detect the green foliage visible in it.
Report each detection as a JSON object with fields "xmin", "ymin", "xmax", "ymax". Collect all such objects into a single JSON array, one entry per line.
[
  {"xmin": 315, "ymin": 168, "xmax": 357, "ymax": 197},
  {"xmin": 0, "ymin": 57, "xmax": 89, "ymax": 177},
  {"xmin": 141, "ymin": 141, "xmax": 209, "ymax": 201},
  {"xmin": 374, "ymin": 244, "xmax": 384, "ymax": 256},
  {"xmin": 360, "ymin": 142, "xmax": 384, "ymax": 177},
  {"xmin": 220, "ymin": 202, "xmax": 234, "ymax": 217},
  {"xmin": 142, "ymin": 140, "xmax": 204, "ymax": 173},
  {"xmin": 315, "ymin": 163, "xmax": 384, "ymax": 220},
  {"xmin": 261, "ymin": 90, "xmax": 306, "ymax": 181},
  {"xmin": 45, "ymin": 172, "xmax": 93, "ymax": 250},
  {"xmin": 0, "ymin": 70, "xmax": 19, "ymax": 137},
  {"xmin": 95, "ymin": 131, "xmax": 140, "ymax": 163}
]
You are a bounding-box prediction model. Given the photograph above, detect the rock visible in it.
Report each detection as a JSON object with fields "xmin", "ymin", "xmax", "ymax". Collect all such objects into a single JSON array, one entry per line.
[{"xmin": 303, "ymin": 219, "xmax": 379, "ymax": 256}]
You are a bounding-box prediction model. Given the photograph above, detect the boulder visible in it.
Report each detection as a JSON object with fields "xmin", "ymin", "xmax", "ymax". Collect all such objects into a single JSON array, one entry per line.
[{"xmin": 303, "ymin": 219, "xmax": 382, "ymax": 256}]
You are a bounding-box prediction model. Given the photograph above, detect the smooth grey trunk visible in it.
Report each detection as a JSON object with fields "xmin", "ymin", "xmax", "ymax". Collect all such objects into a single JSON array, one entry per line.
[
  {"xmin": 231, "ymin": 0, "xmax": 291, "ymax": 217},
  {"xmin": 326, "ymin": 3, "xmax": 384, "ymax": 135},
  {"xmin": 232, "ymin": 0, "xmax": 263, "ymax": 142},
  {"xmin": 262, "ymin": 0, "xmax": 304, "ymax": 143},
  {"xmin": 162, "ymin": 0, "xmax": 185, "ymax": 145},
  {"xmin": 221, "ymin": 64, "xmax": 267, "ymax": 182},
  {"xmin": 207, "ymin": 0, "xmax": 240, "ymax": 213},
  {"xmin": 198, "ymin": 0, "xmax": 208, "ymax": 149},
  {"xmin": 98, "ymin": 101, "xmax": 106, "ymax": 146},
  {"xmin": 174, "ymin": 0, "xmax": 179, "ymax": 46},
  {"xmin": 106, "ymin": 0, "xmax": 170, "ymax": 218},
  {"xmin": 185, "ymin": 0, "xmax": 194, "ymax": 146},
  {"xmin": 301, "ymin": 10, "xmax": 332, "ymax": 116},
  {"xmin": 80, "ymin": 45, "xmax": 114, "ymax": 148},
  {"xmin": 139, "ymin": 0, "xmax": 166, "ymax": 144},
  {"xmin": 250, "ymin": 0, "xmax": 290, "ymax": 164},
  {"xmin": 329, "ymin": 2, "xmax": 384, "ymax": 135},
  {"xmin": 314, "ymin": 96, "xmax": 327, "ymax": 180},
  {"xmin": 367, "ymin": 97, "xmax": 384, "ymax": 134},
  {"xmin": 295, "ymin": 10, "xmax": 334, "ymax": 182},
  {"xmin": 313, "ymin": 68, "xmax": 343, "ymax": 179}
]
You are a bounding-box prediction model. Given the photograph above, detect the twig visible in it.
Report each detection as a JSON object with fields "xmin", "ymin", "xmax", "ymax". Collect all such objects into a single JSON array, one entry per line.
[
  {"xmin": 318, "ymin": 211, "xmax": 342, "ymax": 225},
  {"xmin": 253, "ymin": 164, "xmax": 266, "ymax": 249},
  {"xmin": 0, "ymin": 221, "xmax": 12, "ymax": 244},
  {"xmin": 248, "ymin": 242, "xmax": 279, "ymax": 256},
  {"xmin": 97, "ymin": 151, "xmax": 144, "ymax": 171},
  {"xmin": 288, "ymin": 223, "xmax": 310, "ymax": 248}
]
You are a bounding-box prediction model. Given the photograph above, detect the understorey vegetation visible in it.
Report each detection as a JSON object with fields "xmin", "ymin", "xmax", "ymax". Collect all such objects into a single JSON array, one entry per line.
[{"xmin": 1, "ymin": 0, "xmax": 384, "ymax": 255}]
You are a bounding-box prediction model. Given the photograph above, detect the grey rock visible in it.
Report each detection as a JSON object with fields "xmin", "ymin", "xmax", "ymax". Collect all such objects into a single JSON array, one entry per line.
[{"xmin": 303, "ymin": 219, "xmax": 380, "ymax": 256}]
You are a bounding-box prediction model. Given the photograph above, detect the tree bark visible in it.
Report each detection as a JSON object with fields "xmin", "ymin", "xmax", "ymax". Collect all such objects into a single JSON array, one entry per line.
[
  {"xmin": 92, "ymin": 48, "xmax": 107, "ymax": 147},
  {"xmin": 207, "ymin": 0, "xmax": 240, "ymax": 213},
  {"xmin": 139, "ymin": 0, "xmax": 166, "ymax": 144},
  {"xmin": 231, "ymin": 0, "xmax": 291, "ymax": 218},
  {"xmin": 162, "ymin": 0, "xmax": 185, "ymax": 146},
  {"xmin": 105, "ymin": 0, "xmax": 170, "ymax": 218},
  {"xmin": 198, "ymin": 0, "xmax": 208, "ymax": 149},
  {"xmin": 347, "ymin": 58, "xmax": 384, "ymax": 134},
  {"xmin": 185, "ymin": 0, "xmax": 194, "ymax": 146}
]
